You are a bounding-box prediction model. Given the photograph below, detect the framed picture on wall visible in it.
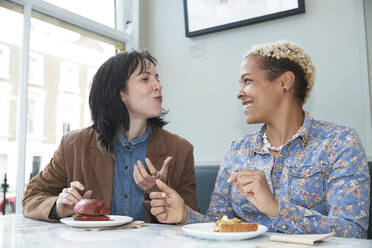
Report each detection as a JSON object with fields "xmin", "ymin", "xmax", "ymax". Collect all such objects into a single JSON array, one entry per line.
[{"xmin": 183, "ymin": 0, "xmax": 305, "ymax": 37}]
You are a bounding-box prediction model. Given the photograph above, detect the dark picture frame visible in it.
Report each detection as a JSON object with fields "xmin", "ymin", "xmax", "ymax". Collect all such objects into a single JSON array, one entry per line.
[{"xmin": 183, "ymin": 0, "xmax": 305, "ymax": 38}]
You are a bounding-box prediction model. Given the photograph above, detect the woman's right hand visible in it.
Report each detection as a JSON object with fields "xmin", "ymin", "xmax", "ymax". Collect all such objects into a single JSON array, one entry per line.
[
  {"xmin": 149, "ymin": 179, "xmax": 187, "ymax": 224},
  {"xmin": 134, "ymin": 157, "xmax": 172, "ymax": 193},
  {"xmin": 56, "ymin": 181, "xmax": 91, "ymax": 218}
]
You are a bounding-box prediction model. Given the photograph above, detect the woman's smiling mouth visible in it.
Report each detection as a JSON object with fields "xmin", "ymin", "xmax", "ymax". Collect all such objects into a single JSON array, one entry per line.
[{"xmin": 243, "ymin": 100, "xmax": 253, "ymax": 110}]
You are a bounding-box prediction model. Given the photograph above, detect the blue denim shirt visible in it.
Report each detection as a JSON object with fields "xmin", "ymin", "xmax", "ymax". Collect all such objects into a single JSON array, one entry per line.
[
  {"xmin": 188, "ymin": 112, "xmax": 370, "ymax": 238},
  {"xmin": 111, "ymin": 126, "xmax": 152, "ymax": 221}
]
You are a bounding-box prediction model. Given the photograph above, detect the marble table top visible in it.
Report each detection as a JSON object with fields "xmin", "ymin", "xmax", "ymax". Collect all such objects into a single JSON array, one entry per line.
[{"xmin": 0, "ymin": 215, "xmax": 371, "ymax": 248}]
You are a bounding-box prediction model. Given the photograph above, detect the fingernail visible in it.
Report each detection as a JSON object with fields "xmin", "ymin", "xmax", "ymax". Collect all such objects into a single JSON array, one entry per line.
[{"xmin": 161, "ymin": 193, "xmax": 166, "ymax": 198}]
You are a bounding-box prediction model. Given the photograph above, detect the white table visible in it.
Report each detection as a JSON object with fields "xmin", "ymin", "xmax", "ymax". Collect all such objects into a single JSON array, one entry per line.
[{"xmin": 1, "ymin": 215, "xmax": 371, "ymax": 248}]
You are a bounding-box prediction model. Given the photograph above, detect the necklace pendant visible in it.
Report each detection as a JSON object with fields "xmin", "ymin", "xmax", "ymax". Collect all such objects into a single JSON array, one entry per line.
[{"xmin": 269, "ymin": 146, "xmax": 280, "ymax": 152}]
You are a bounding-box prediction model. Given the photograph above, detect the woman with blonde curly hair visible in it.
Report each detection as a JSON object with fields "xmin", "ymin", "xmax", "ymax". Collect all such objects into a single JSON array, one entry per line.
[{"xmin": 149, "ymin": 41, "xmax": 370, "ymax": 238}]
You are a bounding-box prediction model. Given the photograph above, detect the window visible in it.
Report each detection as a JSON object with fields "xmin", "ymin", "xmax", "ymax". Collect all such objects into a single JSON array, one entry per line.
[
  {"xmin": 62, "ymin": 122, "xmax": 70, "ymax": 135},
  {"xmin": 0, "ymin": 43, "xmax": 10, "ymax": 79},
  {"xmin": 44, "ymin": 0, "xmax": 115, "ymax": 28},
  {"xmin": 29, "ymin": 156, "xmax": 41, "ymax": 180},
  {"xmin": 0, "ymin": 4, "xmax": 22, "ymax": 211},
  {"xmin": 25, "ymin": 16, "xmax": 118, "ymax": 188},
  {"xmin": 0, "ymin": 154, "xmax": 7, "ymax": 182},
  {"xmin": 26, "ymin": 87, "xmax": 46, "ymax": 140},
  {"xmin": 83, "ymin": 68, "xmax": 96, "ymax": 127},
  {"xmin": 1, "ymin": 0, "xmax": 130, "ymax": 214},
  {"xmin": 56, "ymin": 93, "xmax": 81, "ymax": 140},
  {"xmin": 0, "ymin": 81, "xmax": 11, "ymax": 137},
  {"xmin": 28, "ymin": 52, "xmax": 44, "ymax": 86},
  {"xmin": 27, "ymin": 100, "xmax": 35, "ymax": 134},
  {"xmin": 26, "ymin": 15, "xmax": 117, "ymax": 188},
  {"xmin": 0, "ymin": 154, "xmax": 10, "ymax": 199},
  {"xmin": 86, "ymin": 68, "xmax": 96, "ymax": 92},
  {"xmin": 59, "ymin": 61, "xmax": 79, "ymax": 93}
]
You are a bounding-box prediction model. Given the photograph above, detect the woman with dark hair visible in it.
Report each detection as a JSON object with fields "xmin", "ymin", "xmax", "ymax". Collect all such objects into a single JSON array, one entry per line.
[
  {"xmin": 22, "ymin": 50, "xmax": 198, "ymax": 222},
  {"xmin": 149, "ymin": 41, "xmax": 370, "ymax": 238}
]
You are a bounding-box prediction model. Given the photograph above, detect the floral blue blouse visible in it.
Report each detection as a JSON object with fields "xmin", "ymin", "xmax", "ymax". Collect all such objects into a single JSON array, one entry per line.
[{"xmin": 188, "ymin": 112, "xmax": 370, "ymax": 238}]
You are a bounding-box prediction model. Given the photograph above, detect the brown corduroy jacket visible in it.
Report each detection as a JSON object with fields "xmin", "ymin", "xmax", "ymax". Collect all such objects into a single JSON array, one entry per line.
[{"xmin": 22, "ymin": 126, "xmax": 198, "ymax": 222}]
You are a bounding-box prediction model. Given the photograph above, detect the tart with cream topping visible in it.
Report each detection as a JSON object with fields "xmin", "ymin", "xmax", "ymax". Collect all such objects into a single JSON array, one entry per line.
[{"xmin": 213, "ymin": 215, "xmax": 258, "ymax": 232}]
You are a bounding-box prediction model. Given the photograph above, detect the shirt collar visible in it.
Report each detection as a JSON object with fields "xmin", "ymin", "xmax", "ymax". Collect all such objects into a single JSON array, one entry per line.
[
  {"xmin": 253, "ymin": 111, "xmax": 313, "ymax": 154},
  {"xmin": 298, "ymin": 111, "xmax": 313, "ymax": 147},
  {"xmin": 253, "ymin": 125, "xmax": 266, "ymax": 154},
  {"xmin": 118, "ymin": 125, "xmax": 152, "ymax": 147}
]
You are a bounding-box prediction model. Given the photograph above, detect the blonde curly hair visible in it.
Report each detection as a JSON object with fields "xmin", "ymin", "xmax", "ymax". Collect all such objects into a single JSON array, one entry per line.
[{"xmin": 245, "ymin": 41, "xmax": 315, "ymax": 104}]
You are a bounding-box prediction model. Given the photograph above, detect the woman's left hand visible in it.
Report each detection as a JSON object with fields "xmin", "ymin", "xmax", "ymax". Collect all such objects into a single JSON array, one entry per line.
[
  {"xmin": 134, "ymin": 156, "xmax": 172, "ymax": 193},
  {"xmin": 228, "ymin": 169, "xmax": 279, "ymax": 217}
]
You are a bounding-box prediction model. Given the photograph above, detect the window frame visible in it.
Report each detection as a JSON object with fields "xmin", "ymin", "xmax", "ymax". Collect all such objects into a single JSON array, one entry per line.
[{"xmin": 1, "ymin": 0, "xmax": 137, "ymax": 213}]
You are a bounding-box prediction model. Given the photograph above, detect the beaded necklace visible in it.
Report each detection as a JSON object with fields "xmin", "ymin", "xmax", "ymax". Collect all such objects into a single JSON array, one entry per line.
[{"xmin": 262, "ymin": 127, "xmax": 302, "ymax": 152}]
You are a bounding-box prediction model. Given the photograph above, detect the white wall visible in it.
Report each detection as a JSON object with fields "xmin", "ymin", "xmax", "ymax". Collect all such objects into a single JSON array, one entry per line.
[{"xmin": 139, "ymin": 0, "xmax": 372, "ymax": 165}]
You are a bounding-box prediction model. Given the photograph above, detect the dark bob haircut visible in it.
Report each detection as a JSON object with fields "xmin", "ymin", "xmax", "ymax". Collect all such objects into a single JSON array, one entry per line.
[{"xmin": 89, "ymin": 49, "xmax": 167, "ymax": 155}]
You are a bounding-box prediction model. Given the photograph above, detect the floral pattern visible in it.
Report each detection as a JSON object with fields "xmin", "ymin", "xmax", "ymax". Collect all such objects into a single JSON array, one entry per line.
[{"xmin": 187, "ymin": 112, "xmax": 370, "ymax": 238}]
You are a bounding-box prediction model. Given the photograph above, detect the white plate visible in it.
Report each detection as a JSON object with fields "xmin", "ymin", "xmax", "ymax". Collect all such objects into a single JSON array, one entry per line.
[
  {"xmin": 182, "ymin": 222, "xmax": 268, "ymax": 240},
  {"xmin": 60, "ymin": 215, "xmax": 133, "ymax": 228}
]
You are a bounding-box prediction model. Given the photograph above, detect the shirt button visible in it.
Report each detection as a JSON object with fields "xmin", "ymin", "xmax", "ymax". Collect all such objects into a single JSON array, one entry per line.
[
  {"xmin": 124, "ymin": 165, "xmax": 128, "ymax": 170},
  {"xmin": 124, "ymin": 194, "xmax": 128, "ymax": 199}
]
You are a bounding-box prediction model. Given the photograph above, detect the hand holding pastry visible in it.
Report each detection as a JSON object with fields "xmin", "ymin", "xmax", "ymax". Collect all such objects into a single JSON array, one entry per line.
[{"xmin": 56, "ymin": 181, "xmax": 91, "ymax": 218}]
